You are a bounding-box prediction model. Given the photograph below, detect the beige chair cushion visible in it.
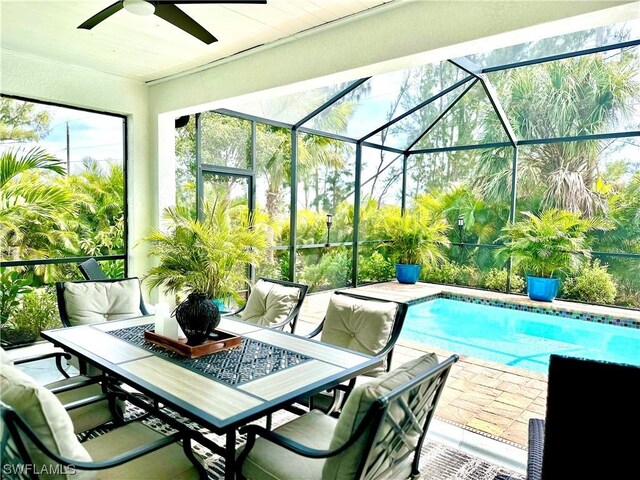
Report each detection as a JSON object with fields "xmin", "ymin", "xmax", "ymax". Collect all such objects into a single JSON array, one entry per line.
[
  {"xmin": 239, "ymin": 280, "xmax": 299, "ymax": 327},
  {"xmin": 320, "ymin": 295, "xmax": 397, "ymax": 376},
  {"xmin": 0, "ymin": 364, "xmax": 92, "ymax": 480},
  {"xmin": 80, "ymin": 422, "xmax": 201, "ymax": 480},
  {"xmin": 0, "ymin": 346, "xmax": 14, "ymax": 365},
  {"xmin": 241, "ymin": 410, "xmax": 336, "ymax": 480},
  {"xmin": 323, "ymin": 353, "xmax": 439, "ymax": 480},
  {"xmin": 63, "ymin": 279, "xmax": 142, "ymax": 326}
]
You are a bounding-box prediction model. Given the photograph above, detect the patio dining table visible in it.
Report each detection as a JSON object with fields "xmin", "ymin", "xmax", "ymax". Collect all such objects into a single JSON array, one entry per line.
[{"xmin": 41, "ymin": 315, "xmax": 381, "ymax": 479}]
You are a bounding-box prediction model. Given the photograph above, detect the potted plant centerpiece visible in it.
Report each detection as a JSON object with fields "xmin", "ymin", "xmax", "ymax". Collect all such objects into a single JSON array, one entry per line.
[
  {"xmin": 142, "ymin": 201, "xmax": 267, "ymax": 345},
  {"xmin": 377, "ymin": 199, "xmax": 450, "ymax": 284},
  {"xmin": 499, "ymin": 209, "xmax": 609, "ymax": 302}
]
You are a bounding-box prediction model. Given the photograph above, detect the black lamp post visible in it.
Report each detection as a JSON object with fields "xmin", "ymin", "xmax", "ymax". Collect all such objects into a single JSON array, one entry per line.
[
  {"xmin": 457, "ymin": 215, "xmax": 465, "ymax": 245},
  {"xmin": 325, "ymin": 214, "xmax": 333, "ymax": 247}
]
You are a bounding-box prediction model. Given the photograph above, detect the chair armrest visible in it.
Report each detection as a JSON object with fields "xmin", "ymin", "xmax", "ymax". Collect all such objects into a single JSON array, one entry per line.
[
  {"xmin": 237, "ymin": 406, "xmax": 379, "ymax": 468},
  {"xmin": 47, "ymin": 376, "xmax": 102, "ymax": 395},
  {"xmin": 13, "ymin": 351, "xmax": 72, "ymax": 379},
  {"xmin": 8, "ymin": 412, "xmax": 205, "ymax": 477},
  {"xmin": 527, "ymin": 418, "xmax": 545, "ymax": 480},
  {"xmin": 224, "ymin": 305, "xmax": 245, "ymax": 316},
  {"xmin": 305, "ymin": 321, "xmax": 324, "ymax": 339}
]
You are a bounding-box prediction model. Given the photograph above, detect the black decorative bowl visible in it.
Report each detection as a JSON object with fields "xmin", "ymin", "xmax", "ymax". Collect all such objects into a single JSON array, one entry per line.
[{"xmin": 173, "ymin": 292, "xmax": 220, "ymax": 346}]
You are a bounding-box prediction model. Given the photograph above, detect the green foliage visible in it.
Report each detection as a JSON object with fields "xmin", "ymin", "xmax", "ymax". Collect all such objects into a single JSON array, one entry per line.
[
  {"xmin": 0, "ymin": 268, "xmax": 32, "ymax": 325},
  {"xmin": 562, "ymin": 260, "xmax": 617, "ymax": 305},
  {"xmin": 142, "ymin": 201, "xmax": 268, "ymax": 301},
  {"xmin": 499, "ymin": 209, "xmax": 610, "ymax": 278},
  {"xmin": 358, "ymin": 251, "xmax": 395, "ymax": 283},
  {"xmin": 0, "ymin": 98, "xmax": 51, "ymax": 142},
  {"xmin": 483, "ymin": 268, "xmax": 525, "ymax": 293},
  {"xmin": 299, "ymin": 249, "xmax": 352, "ymax": 290},
  {"xmin": 2, "ymin": 287, "xmax": 61, "ymax": 345},
  {"xmin": 421, "ymin": 262, "xmax": 483, "ymax": 288},
  {"xmin": 375, "ymin": 196, "xmax": 450, "ymax": 266}
]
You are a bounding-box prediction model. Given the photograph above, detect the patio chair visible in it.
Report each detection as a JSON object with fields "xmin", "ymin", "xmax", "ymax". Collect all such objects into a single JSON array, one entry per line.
[
  {"xmin": 238, "ymin": 353, "xmax": 458, "ymax": 480},
  {"xmin": 55, "ymin": 278, "xmax": 150, "ymax": 375},
  {"xmin": 77, "ymin": 257, "xmax": 108, "ymax": 280},
  {"xmin": 228, "ymin": 278, "xmax": 308, "ymax": 333},
  {"xmin": 0, "ymin": 363, "xmax": 206, "ymax": 480},
  {"xmin": 0, "ymin": 347, "xmax": 122, "ymax": 435},
  {"xmin": 526, "ymin": 354, "xmax": 640, "ymax": 480},
  {"xmin": 304, "ymin": 291, "xmax": 409, "ymax": 413}
]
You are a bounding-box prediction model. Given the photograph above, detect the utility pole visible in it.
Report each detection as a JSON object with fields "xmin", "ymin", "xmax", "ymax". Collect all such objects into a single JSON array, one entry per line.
[{"xmin": 66, "ymin": 121, "xmax": 70, "ymax": 175}]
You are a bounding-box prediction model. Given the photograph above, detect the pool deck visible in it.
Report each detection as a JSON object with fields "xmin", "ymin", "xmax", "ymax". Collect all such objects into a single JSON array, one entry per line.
[{"xmin": 297, "ymin": 281, "xmax": 639, "ymax": 448}]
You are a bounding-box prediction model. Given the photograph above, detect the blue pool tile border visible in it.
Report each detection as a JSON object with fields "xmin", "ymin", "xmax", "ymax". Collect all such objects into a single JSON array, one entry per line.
[{"xmin": 408, "ymin": 292, "xmax": 640, "ymax": 330}]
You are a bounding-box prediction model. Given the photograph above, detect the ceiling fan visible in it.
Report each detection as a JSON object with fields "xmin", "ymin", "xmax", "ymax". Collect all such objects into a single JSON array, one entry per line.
[{"xmin": 78, "ymin": 0, "xmax": 267, "ymax": 45}]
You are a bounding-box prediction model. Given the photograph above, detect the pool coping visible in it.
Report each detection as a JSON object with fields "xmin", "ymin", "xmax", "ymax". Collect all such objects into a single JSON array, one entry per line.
[{"xmin": 350, "ymin": 282, "xmax": 640, "ymax": 329}]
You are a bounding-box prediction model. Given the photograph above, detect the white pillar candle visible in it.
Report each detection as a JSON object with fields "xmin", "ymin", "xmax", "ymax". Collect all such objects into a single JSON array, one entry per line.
[
  {"xmin": 163, "ymin": 314, "xmax": 179, "ymax": 340},
  {"xmin": 154, "ymin": 302, "xmax": 169, "ymax": 336}
]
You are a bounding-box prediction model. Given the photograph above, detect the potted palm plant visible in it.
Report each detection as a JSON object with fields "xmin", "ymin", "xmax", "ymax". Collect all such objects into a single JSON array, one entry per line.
[
  {"xmin": 142, "ymin": 201, "xmax": 268, "ymax": 334},
  {"xmin": 377, "ymin": 200, "xmax": 450, "ymax": 284},
  {"xmin": 498, "ymin": 209, "xmax": 608, "ymax": 301}
]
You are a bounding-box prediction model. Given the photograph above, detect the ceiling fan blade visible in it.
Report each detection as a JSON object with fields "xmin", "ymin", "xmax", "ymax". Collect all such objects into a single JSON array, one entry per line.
[
  {"xmin": 78, "ymin": 1, "xmax": 124, "ymax": 30},
  {"xmin": 154, "ymin": 3, "xmax": 217, "ymax": 44}
]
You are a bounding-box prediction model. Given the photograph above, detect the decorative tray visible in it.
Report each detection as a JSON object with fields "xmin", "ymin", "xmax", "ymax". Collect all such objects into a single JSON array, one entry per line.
[{"xmin": 143, "ymin": 328, "xmax": 241, "ymax": 358}]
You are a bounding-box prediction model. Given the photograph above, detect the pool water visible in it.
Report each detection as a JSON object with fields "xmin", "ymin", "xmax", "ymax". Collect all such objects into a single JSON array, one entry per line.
[{"xmin": 401, "ymin": 299, "xmax": 640, "ymax": 374}]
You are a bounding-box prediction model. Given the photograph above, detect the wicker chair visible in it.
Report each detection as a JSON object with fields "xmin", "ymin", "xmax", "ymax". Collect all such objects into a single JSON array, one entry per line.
[
  {"xmin": 77, "ymin": 257, "xmax": 108, "ymax": 280},
  {"xmin": 526, "ymin": 354, "xmax": 640, "ymax": 480},
  {"xmin": 238, "ymin": 353, "xmax": 458, "ymax": 480}
]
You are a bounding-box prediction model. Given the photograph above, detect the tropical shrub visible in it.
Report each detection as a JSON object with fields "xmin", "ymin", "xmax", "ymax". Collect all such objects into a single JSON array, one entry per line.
[
  {"xmin": 498, "ymin": 209, "xmax": 610, "ymax": 278},
  {"xmin": 142, "ymin": 201, "xmax": 268, "ymax": 302},
  {"xmin": 421, "ymin": 262, "xmax": 483, "ymax": 287},
  {"xmin": 375, "ymin": 197, "xmax": 450, "ymax": 266},
  {"xmin": 483, "ymin": 268, "xmax": 525, "ymax": 293},
  {"xmin": 299, "ymin": 249, "xmax": 351, "ymax": 290},
  {"xmin": 562, "ymin": 260, "xmax": 617, "ymax": 304},
  {"xmin": 0, "ymin": 267, "xmax": 32, "ymax": 326},
  {"xmin": 358, "ymin": 251, "xmax": 395, "ymax": 283},
  {"xmin": 3, "ymin": 287, "xmax": 61, "ymax": 345}
]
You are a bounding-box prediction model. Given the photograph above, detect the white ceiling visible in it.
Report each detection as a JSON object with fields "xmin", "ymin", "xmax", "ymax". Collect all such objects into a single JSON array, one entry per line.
[{"xmin": 0, "ymin": 0, "xmax": 394, "ymax": 83}]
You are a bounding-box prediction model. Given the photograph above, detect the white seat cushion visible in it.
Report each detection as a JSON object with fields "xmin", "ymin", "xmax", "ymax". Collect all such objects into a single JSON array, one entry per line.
[
  {"xmin": 0, "ymin": 346, "xmax": 14, "ymax": 365},
  {"xmin": 0, "ymin": 364, "xmax": 92, "ymax": 479},
  {"xmin": 239, "ymin": 280, "xmax": 299, "ymax": 327},
  {"xmin": 63, "ymin": 279, "xmax": 142, "ymax": 326},
  {"xmin": 320, "ymin": 294, "xmax": 397, "ymax": 376}
]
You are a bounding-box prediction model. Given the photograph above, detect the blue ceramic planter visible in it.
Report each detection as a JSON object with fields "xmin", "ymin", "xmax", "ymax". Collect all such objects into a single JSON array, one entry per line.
[
  {"xmin": 396, "ymin": 264, "xmax": 421, "ymax": 284},
  {"xmin": 527, "ymin": 276, "xmax": 559, "ymax": 302}
]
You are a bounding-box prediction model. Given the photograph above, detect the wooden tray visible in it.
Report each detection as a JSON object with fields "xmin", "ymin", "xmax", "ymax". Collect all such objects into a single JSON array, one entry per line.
[{"xmin": 144, "ymin": 328, "xmax": 241, "ymax": 358}]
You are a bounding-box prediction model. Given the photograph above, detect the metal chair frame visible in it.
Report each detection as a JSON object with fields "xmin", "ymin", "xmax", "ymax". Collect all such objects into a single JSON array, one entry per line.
[{"xmin": 238, "ymin": 354, "xmax": 458, "ymax": 480}]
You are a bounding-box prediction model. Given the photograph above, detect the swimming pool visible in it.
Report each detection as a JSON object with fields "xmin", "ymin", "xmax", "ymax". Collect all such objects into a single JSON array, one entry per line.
[{"xmin": 401, "ymin": 298, "xmax": 640, "ymax": 374}]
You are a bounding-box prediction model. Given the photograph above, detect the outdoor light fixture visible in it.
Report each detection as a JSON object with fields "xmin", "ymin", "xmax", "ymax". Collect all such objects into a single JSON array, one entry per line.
[
  {"xmin": 123, "ymin": 0, "xmax": 155, "ymax": 16},
  {"xmin": 325, "ymin": 214, "xmax": 333, "ymax": 247},
  {"xmin": 457, "ymin": 215, "xmax": 465, "ymax": 244}
]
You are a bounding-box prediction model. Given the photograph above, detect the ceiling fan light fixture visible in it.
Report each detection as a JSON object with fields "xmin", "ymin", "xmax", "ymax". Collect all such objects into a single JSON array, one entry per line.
[{"xmin": 123, "ymin": 0, "xmax": 155, "ymax": 16}]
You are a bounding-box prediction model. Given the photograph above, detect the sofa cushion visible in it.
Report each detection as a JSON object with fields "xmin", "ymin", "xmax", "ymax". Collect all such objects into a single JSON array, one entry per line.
[
  {"xmin": 0, "ymin": 364, "xmax": 92, "ymax": 479},
  {"xmin": 63, "ymin": 279, "xmax": 142, "ymax": 326},
  {"xmin": 239, "ymin": 280, "xmax": 299, "ymax": 327},
  {"xmin": 320, "ymin": 295, "xmax": 397, "ymax": 376},
  {"xmin": 323, "ymin": 353, "xmax": 439, "ymax": 480}
]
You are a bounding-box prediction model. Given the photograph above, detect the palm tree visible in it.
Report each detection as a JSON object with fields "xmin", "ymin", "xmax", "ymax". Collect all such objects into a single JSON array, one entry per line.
[
  {"xmin": 474, "ymin": 50, "xmax": 639, "ymax": 216},
  {"xmin": 0, "ymin": 147, "xmax": 75, "ymax": 262}
]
